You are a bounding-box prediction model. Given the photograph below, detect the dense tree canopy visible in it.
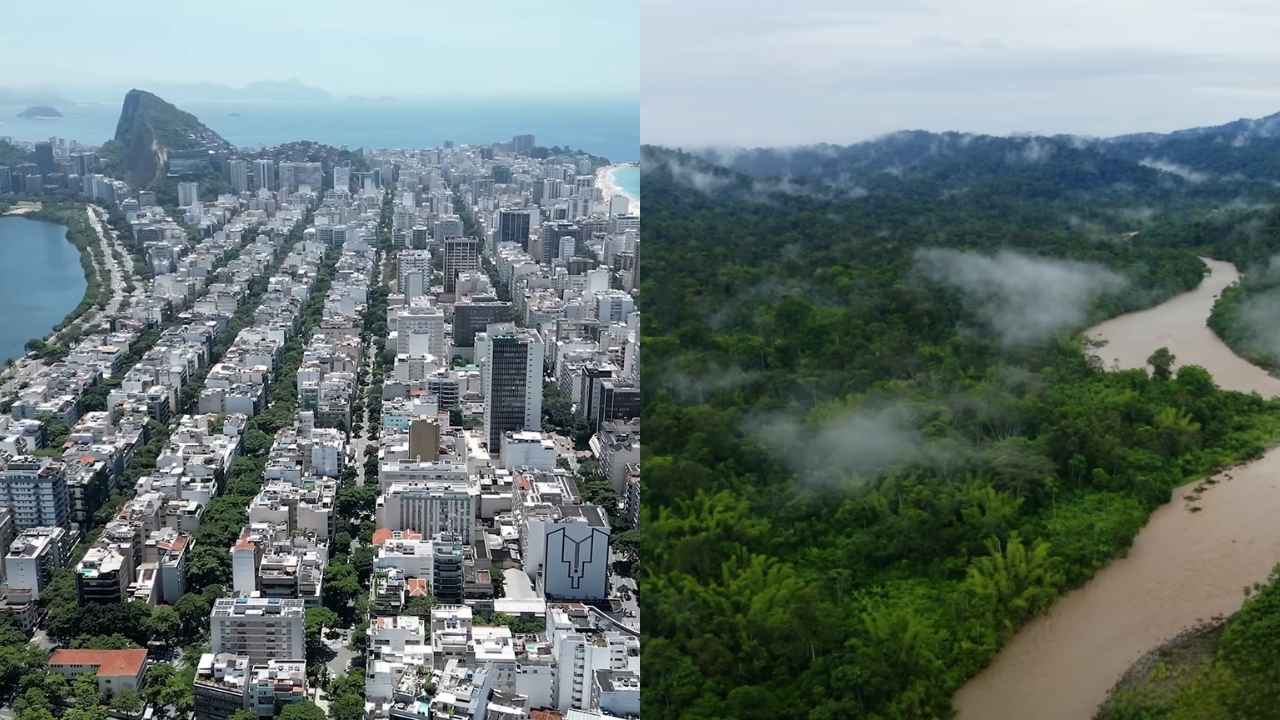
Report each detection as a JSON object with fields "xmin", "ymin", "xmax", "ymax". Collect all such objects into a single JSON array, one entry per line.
[{"xmin": 640, "ymin": 148, "xmax": 1280, "ymax": 718}]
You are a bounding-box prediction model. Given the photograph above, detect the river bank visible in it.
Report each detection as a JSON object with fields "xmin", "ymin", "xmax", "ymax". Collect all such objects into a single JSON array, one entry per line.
[{"xmin": 955, "ymin": 257, "xmax": 1280, "ymax": 719}]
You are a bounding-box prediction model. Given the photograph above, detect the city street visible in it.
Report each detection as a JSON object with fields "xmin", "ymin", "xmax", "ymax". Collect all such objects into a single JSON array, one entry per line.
[{"xmin": 352, "ymin": 250, "xmax": 383, "ymax": 487}]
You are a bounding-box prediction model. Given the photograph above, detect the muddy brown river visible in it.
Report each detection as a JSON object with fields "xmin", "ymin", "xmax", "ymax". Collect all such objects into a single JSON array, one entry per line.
[{"xmin": 954, "ymin": 258, "xmax": 1280, "ymax": 719}]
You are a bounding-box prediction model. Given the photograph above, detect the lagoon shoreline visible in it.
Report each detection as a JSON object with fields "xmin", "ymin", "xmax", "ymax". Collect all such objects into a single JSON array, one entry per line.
[{"xmin": 0, "ymin": 211, "xmax": 90, "ymax": 365}]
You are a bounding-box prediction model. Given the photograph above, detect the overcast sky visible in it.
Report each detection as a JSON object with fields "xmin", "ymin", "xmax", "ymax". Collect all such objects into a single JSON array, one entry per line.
[
  {"xmin": 643, "ymin": 0, "xmax": 1280, "ymax": 148},
  {"xmin": 1, "ymin": 0, "xmax": 637, "ymax": 101}
]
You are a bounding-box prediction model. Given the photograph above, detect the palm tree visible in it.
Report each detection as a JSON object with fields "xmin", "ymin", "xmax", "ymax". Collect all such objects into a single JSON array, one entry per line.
[{"xmin": 966, "ymin": 533, "xmax": 1061, "ymax": 633}]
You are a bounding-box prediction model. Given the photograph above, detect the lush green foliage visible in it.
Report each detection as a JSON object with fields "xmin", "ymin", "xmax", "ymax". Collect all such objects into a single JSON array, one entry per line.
[
  {"xmin": 640, "ymin": 149, "xmax": 1280, "ymax": 719},
  {"xmin": 1098, "ymin": 566, "xmax": 1280, "ymax": 720},
  {"xmin": 1206, "ymin": 211, "xmax": 1280, "ymax": 373}
]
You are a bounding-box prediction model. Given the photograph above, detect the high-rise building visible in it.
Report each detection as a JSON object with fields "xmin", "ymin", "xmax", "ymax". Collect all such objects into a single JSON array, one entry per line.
[
  {"xmin": 443, "ymin": 236, "xmax": 480, "ymax": 294},
  {"xmin": 277, "ymin": 163, "xmax": 296, "ymax": 194},
  {"xmin": 33, "ymin": 142, "xmax": 55, "ymax": 175},
  {"xmin": 410, "ymin": 225, "xmax": 429, "ymax": 249},
  {"xmin": 333, "ymin": 166, "xmax": 350, "ymax": 192},
  {"xmin": 70, "ymin": 153, "xmax": 97, "ymax": 177},
  {"xmin": 194, "ymin": 654, "xmax": 307, "ymax": 720},
  {"xmin": 210, "ymin": 596, "xmax": 306, "ymax": 666},
  {"xmin": 253, "ymin": 159, "xmax": 275, "ymax": 192},
  {"xmin": 395, "ymin": 302, "xmax": 445, "ymax": 358},
  {"xmin": 0, "ymin": 458, "xmax": 69, "ymax": 529},
  {"xmin": 178, "ymin": 181, "xmax": 199, "ymax": 208},
  {"xmin": 512, "ymin": 134, "xmax": 536, "ymax": 154},
  {"xmin": 433, "ymin": 215, "xmax": 464, "ymax": 243},
  {"xmin": 376, "ymin": 481, "xmax": 474, "ymax": 542},
  {"xmin": 228, "ymin": 159, "xmax": 249, "ymax": 193},
  {"xmin": 75, "ymin": 544, "xmax": 132, "ymax": 604},
  {"xmin": 593, "ymin": 380, "xmax": 641, "ymax": 431},
  {"xmin": 536, "ymin": 504, "xmax": 611, "ymax": 600},
  {"xmin": 482, "ymin": 329, "xmax": 544, "ymax": 452},
  {"xmin": 452, "ymin": 297, "xmax": 512, "ymax": 351},
  {"xmin": 547, "ymin": 604, "xmax": 637, "ymax": 713},
  {"xmin": 543, "ymin": 178, "xmax": 563, "ymax": 202},
  {"xmin": 397, "ymin": 250, "xmax": 432, "ymax": 299},
  {"xmin": 559, "ymin": 236, "xmax": 577, "ymax": 262},
  {"xmin": 595, "ymin": 290, "xmax": 636, "ymax": 323},
  {"xmin": 293, "ymin": 161, "xmax": 322, "ymax": 191},
  {"xmin": 539, "ymin": 222, "xmax": 581, "ymax": 266},
  {"xmin": 4, "ymin": 526, "xmax": 68, "ymax": 600},
  {"xmin": 408, "ymin": 418, "xmax": 440, "ymax": 462},
  {"xmin": 497, "ymin": 209, "xmax": 533, "ymax": 250}
]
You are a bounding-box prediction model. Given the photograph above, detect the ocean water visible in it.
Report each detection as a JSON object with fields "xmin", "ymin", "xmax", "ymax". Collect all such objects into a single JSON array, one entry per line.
[
  {"xmin": 0, "ymin": 216, "xmax": 86, "ymax": 363},
  {"xmin": 612, "ymin": 165, "xmax": 640, "ymax": 199},
  {"xmin": 0, "ymin": 99, "xmax": 639, "ymax": 162}
]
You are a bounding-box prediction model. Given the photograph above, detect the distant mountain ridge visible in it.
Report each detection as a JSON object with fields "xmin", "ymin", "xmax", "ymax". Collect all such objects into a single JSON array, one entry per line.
[
  {"xmin": 676, "ymin": 109, "xmax": 1280, "ymax": 201},
  {"xmin": 110, "ymin": 89, "xmax": 233, "ymax": 187},
  {"xmin": 152, "ymin": 78, "xmax": 334, "ymax": 103}
]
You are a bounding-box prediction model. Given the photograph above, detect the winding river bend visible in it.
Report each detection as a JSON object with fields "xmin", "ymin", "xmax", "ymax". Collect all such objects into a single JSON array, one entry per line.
[{"xmin": 955, "ymin": 258, "xmax": 1280, "ymax": 719}]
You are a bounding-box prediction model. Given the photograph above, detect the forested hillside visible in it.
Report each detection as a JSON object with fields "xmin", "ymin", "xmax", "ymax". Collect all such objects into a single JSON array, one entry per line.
[
  {"xmin": 696, "ymin": 110, "xmax": 1280, "ymax": 202},
  {"xmin": 639, "ymin": 146, "xmax": 1280, "ymax": 719}
]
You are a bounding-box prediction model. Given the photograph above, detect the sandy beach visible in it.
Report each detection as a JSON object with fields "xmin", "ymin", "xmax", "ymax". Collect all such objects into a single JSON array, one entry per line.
[{"xmin": 596, "ymin": 164, "xmax": 640, "ymax": 215}]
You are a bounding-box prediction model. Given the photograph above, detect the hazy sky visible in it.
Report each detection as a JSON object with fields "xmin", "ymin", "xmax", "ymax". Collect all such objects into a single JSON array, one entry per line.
[
  {"xmin": 643, "ymin": 0, "xmax": 1280, "ymax": 147},
  {"xmin": 2, "ymin": 0, "xmax": 637, "ymax": 101}
]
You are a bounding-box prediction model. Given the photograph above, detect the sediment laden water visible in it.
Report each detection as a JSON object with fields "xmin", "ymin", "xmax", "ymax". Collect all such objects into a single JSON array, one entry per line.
[{"xmin": 955, "ymin": 258, "xmax": 1280, "ymax": 719}]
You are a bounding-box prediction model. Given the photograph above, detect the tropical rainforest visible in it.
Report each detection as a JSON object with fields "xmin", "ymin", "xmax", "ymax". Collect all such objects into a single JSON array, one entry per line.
[{"xmin": 640, "ymin": 118, "xmax": 1280, "ymax": 720}]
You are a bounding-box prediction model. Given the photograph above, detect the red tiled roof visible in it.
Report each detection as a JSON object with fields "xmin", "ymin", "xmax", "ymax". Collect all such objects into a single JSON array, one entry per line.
[
  {"xmin": 49, "ymin": 649, "xmax": 147, "ymax": 678},
  {"xmin": 373, "ymin": 528, "xmax": 423, "ymax": 546},
  {"xmin": 406, "ymin": 578, "xmax": 429, "ymax": 597}
]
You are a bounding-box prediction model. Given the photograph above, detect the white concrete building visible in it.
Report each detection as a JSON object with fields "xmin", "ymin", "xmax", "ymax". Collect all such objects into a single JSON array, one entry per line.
[
  {"xmin": 500, "ymin": 431, "xmax": 556, "ymax": 471},
  {"xmin": 4, "ymin": 526, "xmax": 68, "ymax": 600},
  {"xmin": 210, "ymin": 596, "xmax": 306, "ymax": 666},
  {"xmin": 377, "ymin": 481, "xmax": 475, "ymax": 543}
]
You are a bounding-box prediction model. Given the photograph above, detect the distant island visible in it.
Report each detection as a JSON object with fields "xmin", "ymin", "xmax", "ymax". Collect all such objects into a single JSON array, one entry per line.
[{"xmin": 17, "ymin": 105, "xmax": 61, "ymax": 119}]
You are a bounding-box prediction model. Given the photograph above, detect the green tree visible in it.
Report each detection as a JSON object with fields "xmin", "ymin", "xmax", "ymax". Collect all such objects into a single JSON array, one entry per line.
[
  {"xmin": 332, "ymin": 531, "xmax": 353, "ymax": 556},
  {"xmin": 1148, "ymin": 346, "xmax": 1176, "ymax": 380},
  {"xmin": 323, "ymin": 563, "xmax": 362, "ymax": 620},
  {"xmin": 147, "ymin": 606, "xmax": 181, "ymax": 646},
  {"xmin": 174, "ymin": 592, "xmax": 213, "ymax": 642},
  {"xmin": 965, "ymin": 533, "xmax": 1062, "ymax": 635},
  {"xmin": 305, "ymin": 606, "xmax": 339, "ymax": 661},
  {"xmin": 279, "ymin": 699, "xmax": 326, "ymax": 720},
  {"xmin": 403, "ymin": 595, "xmax": 436, "ymax": 617},
  {"xmin": 329, "ymin": 692, "xmax": 365, "ymax": 720},
  {"xmin": 110, "ymin": 689, "xmax": 143, "ymax": 715},
  {"xmin": 70, "ymin": 673, "xmax": 102, "ymax": 711},
  {"xmin": 71, "ymin": 634, "xmax": 137, "ymax": 650},
  {"xmin": 351, "ymin": 545, "xmax": 375, "ymax": 583}
]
